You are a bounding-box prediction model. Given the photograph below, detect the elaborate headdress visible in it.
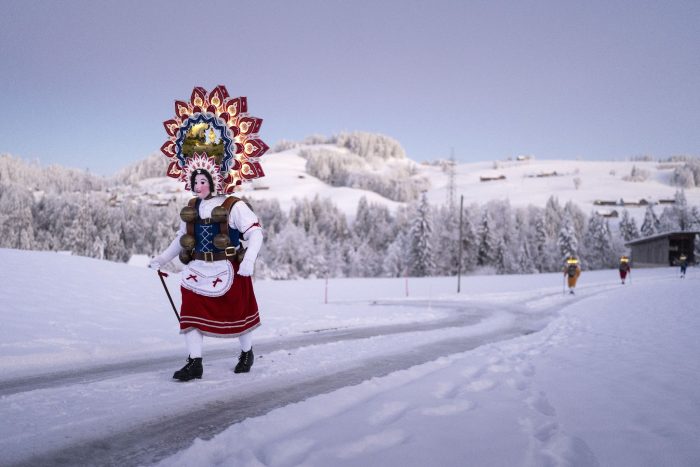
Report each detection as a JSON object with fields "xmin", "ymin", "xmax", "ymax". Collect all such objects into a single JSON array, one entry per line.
[{"xmin": 161, "ymin": 85, "xmax": 269, "ymax": 193}]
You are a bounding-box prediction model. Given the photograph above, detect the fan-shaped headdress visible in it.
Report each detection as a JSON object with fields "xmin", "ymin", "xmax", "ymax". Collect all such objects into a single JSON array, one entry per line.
[{"xmin": 161, "ymin": 86, "xmax": 269, "ymax": 193}]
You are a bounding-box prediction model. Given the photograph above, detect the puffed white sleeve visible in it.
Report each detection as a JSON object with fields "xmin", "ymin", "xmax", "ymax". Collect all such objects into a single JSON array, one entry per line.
[
  {"xmin": 229, "ymin": 202, "xmax": 263, "ymax": 241},
  {"xmin": 230, "ymin": 202, "xmax": 263, "ymax": 263}
]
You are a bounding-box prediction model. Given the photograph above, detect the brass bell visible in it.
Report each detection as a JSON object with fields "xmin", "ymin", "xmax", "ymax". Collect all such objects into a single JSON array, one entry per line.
[
  {"xmin": 180, "ymin": 206, "xmax": 198, "ymax": 222},
  {"xmin": 180, "ymin": 234, "xmax": 196, "ymax": 250},
  {"xmin": 213, "ymin": 233, "xmax": 230, "ymax": 249},
  {"xmin": 179, "ymin": 249, "xmax": 192, "ymax": 264},
  {"xmin": 211, "ymin": 206, "xmax": 228, "ymax": 223}
]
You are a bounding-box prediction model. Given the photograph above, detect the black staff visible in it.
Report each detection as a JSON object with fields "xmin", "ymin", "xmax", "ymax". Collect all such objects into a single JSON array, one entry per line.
[{"xmin": 157, "ymin": 270, "xmax": 180, "ymax": 322}]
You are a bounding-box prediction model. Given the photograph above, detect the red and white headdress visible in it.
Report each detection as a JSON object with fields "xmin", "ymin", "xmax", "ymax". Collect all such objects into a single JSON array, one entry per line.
[
  {"xmin": 161, "ymin": 85, "xmax": 269, "ymax": 194},
  {"xmin": 179, "ymin": 153, "xmax": 225, "ymax": 192}
]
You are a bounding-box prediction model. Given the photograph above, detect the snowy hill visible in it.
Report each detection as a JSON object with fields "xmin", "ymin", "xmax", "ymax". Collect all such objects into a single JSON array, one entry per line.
[
  {"xmin": 116, "ymin": 144, "xmax": 698, "ymax": 224},
  {"xmin": 2, "ymin": 247, "xmax": 699, "ymax": 466}
]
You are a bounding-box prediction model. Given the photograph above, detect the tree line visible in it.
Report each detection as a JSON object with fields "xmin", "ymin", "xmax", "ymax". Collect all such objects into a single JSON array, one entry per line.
[{"xmin": 2, "ymin": 152, "xmax": 699, "ymax": 279}]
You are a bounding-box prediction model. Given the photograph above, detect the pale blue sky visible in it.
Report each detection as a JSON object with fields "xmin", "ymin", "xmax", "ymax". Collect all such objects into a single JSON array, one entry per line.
[{"xmin": 1, "ymin": 0, "xmax": 698, "ymax": 174}]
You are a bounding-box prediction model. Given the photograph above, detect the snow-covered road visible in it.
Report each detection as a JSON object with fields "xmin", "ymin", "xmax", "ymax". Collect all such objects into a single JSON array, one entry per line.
[
  {"xmin": 2, "ymin": 249, "xmax": 698, "ymax": 467},
  {"xmin": 4, "ymin": 299, "xmax": 542, "ymax": 466}
]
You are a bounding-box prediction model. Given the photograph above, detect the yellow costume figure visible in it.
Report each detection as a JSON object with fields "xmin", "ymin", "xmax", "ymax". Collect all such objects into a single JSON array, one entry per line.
[{"xmin": 564, "ymin": 256, "xmax": 581, "ymax": 294}]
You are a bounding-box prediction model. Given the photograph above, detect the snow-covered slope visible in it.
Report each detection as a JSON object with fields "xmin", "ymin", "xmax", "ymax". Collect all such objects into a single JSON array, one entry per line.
[
  {"xmin": 122, "ymin": 146, "xmax": 698, "ymax": 222},
  {"xmin": 2, "ymin": 248, "xmax": 699, "ymax": 466}
]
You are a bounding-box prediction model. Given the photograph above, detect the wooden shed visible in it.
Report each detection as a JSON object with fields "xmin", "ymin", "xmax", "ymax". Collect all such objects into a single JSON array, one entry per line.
[{"xmin": 625, "ymin": 231, "xmax": 699, "ymax": 267}]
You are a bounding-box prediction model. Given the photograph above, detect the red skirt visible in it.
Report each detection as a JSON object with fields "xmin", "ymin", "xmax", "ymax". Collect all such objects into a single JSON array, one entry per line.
[{"xmin": 180, "ymin": 261, "xmax": 260, "ymax": 337}]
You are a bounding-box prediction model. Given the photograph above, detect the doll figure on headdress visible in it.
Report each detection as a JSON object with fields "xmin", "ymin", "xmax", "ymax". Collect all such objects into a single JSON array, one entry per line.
[{"xmin": 150, "ymin": 153, "xmax": 262, "ymax": 381}]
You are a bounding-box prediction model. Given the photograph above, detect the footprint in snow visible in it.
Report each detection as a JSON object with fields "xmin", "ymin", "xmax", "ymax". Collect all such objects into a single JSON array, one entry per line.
[
  {"xmin": 533, "ymin": 421, "xmax": 559, "ymax": 442},
  {"xmin": 263, "ymin": 438, "xmax": 316, "ymax": 466},
  {"xmin": 528, "ymin": 391, "xmax": 556, "ymax": 416},
  {"xmin": 487, "ymin": 363, "xmax": 512, "ymax": 374},
  {"xmin": 505, "ymin": 377, "xmax": 529, "ymax": 391},
  {"xmin": 421, "ymin": 400, "xmax": 476, "ymax": 416},
  {"xmin": 460, "ymin": 365, "xmax": 483, "ymax": 379},
  {"xmin": 432, "ymin": 381, "xmax": 458, "ymax": 399},
  {"xmin": 335, "ymin": 429, "xmax": 407, "ymax": 459},
  {"xmin": 516, "ymin": 362, "xmax": 536, "ymax": 377},
  {"xmin": 368, "ymin": 401, "xmax": 408, "ymax": 426},
  {"xmin": 462, "ymin": 379, "xmax": 497, "ymax": 392}
]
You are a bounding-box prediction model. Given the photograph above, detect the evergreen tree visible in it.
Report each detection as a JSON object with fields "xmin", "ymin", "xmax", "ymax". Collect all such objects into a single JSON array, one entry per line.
[
  {"xmin": 513, "ymin": 209, "xmax": 536, "ymax": 273},
  {"xmin": 557, "ymin": 213, "xmax": 579, "ymax": 260},
  {"xmin": 0, "ymin": 185, "xmax": 36, "ymax": 250},
  {"xmin": 640, "ymin": 205, "xmax": 658, "ymax": 237},
  {"xmin": 459, "ymin": 205, "xmax": 479, "ymax": 272},
  {"xmin": 583, "ymin": 214, "xmax": 615, "ymax": 269},
  {"xmin": 434, "ymin": 205, "xmax": 460, "ymax": 275},
  {"xmin": 531, "ymin": 211, "xmax": 551, "ymax": 272},
  {"xmin": 658, "ymin": 206, "xmax": 679, "ymax": 233},
  {"xmin": 674, "ymin": 190, "xmax": 691, "ymax": 231},
  {"xmin": 544, "ymin": 196, "xmax": 563, "ymax": 238},
  {"xmin": 477, "ymin": 208, "xmax": 497, "ymax": 266},
  {"xmin": 408, "ymin": 192, "xmax": 435, "ymax": 276},
  {"xmin": 382, "ymin": 231, "xmax": 409, "ymax": 277},
  {"xmin": 494, "ymin": 236, "xmax": 508, "ymax": 274},
  {"xmin": 618, "ymin": 209, "xmax": 640, "ymax": 242}
]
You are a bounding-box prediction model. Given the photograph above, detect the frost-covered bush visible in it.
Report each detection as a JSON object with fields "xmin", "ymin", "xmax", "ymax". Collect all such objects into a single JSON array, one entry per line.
[
  {"xmin": 112, "ymin": 153, "xmax": 168, "ymax": 185},
  {"xmin": 0, "ymin": 153, "xmax": 107, "ymax": 193},
  {"xmin": 622, "ymin": 165, "xmax": 650, "ymax": 182},
  {"xmin": 672, "ymin": 159, "xmax": 700, "ymax": 188},
  {"xmin": 333, "ymin": 132, "xmax": 406, "ymax": 160},
  {"xmin": 301, "ymin": 148, "xmax": 428, "ymax": 202},
  {"xmin": 673, "ymin": 166, "xmax": 695, "ymax": 188}
]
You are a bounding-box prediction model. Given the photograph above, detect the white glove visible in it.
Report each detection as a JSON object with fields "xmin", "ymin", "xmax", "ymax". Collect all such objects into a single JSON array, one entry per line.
[
  {"xmin": 237, "ymin": 228, "xmax": 262, "ymax": 276},
  {"xmin": 150, "ymin": 229, "xmax": 185, "ymax": 270},
  {"xmin": 238, "ymin": 257, "xmax": 255, "ymax": 276},
  {"xmin": 149, "ymin": 256, "xmax": 164, "ymax": 269}
]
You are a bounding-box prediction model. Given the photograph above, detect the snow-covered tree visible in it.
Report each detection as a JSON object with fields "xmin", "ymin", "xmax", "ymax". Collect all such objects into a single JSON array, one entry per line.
[
  {"xmin": 0, "ymin": 183, "xmax": 35, "ymax": 250},
  {"xmin": 618, "ymin": 209, "xmax": 640, "ymax": 242},
  {"xmin": 459, "ymin": 205, "xmax": 479, "ymax": 272},
  {"xmin": 477, "ymin": 208, "xmax": 498, "ymax": 267},
  {"xmin": 674, "ymin": 190, "xmax": 692, "ymax": 231},
  {"xmin": 408, "ymin": 193, "xmax": 435, "ymax": 276},
  {"xmin": 640, "ymin": 205, "xmax": 659, "ymax": 237},
  {"xmin": 557, "ymin": 213, "xmax": 579, "ymax": 260},
  {"xmin": 582, "ymin": 214, "xmax": 615, "ymax": 269},
  {"xmin": 433, "ymin": 205, "xmax": 460, "ymax": 275},
  {"xmin": 382, "ymin": 231, "xmax": 409, "ymax": 277},
  {"xmin": 544, "ymin": 196, "xmax": 563, "ymax": 238}
]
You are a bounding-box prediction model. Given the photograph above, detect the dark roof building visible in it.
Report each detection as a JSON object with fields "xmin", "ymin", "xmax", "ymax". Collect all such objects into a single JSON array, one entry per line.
[{"xmin": 625, "ymin": 231, "xmax": 700, "ymax": 267}]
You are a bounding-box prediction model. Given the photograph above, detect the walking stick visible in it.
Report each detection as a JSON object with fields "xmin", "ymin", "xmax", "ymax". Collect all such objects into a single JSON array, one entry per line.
[{"xmin": 157, "ymin": 270, "xmax": 180, "ymax": 322}]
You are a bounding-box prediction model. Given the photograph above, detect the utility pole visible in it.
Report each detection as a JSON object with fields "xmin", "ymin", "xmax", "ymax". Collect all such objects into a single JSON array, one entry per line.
[
  {"xmin": 446, "ymin": 147, "xmax": 456, "ymax": 210},
  {"xmin": 457, "ymin": 194, "xmax": 464, "ymax": 293}
]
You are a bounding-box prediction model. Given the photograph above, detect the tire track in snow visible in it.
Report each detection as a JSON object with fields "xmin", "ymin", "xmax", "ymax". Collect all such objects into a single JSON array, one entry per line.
[{"xmin": 5, "ymin": 286, "xmax": 616, "ymax": 467}]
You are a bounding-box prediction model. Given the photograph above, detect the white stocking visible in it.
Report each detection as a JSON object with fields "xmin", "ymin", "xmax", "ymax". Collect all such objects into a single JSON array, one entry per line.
[
  {"xmin": 239, "ymin": 332, "xmax": 253, "ymax": 352},
  {"xmin": 185, "ymin": 329, "xmax": 203, "ymax": 358}
]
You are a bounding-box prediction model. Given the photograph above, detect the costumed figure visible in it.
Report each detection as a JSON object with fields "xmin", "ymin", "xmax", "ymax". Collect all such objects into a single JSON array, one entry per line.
[
  {"xmin": 618, "ymin": 255, "xmax": 631, "ymax": 284},
  {"xmin": 679, "ymin": 254, "xmax": 688, "ymax": 278},
  {"xmin": 150, "ymin": 86, "xmax": 269, "ymax": 381},
  {"xmin": 563, "ymin": 256, "xmax": 581, "ymax": 294}
]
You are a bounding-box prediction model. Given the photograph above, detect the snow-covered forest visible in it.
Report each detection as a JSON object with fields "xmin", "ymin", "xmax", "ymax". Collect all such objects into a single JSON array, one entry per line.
[{"xmin": 2, "ymin": 134, "xmax": 700, "ymax": 279}]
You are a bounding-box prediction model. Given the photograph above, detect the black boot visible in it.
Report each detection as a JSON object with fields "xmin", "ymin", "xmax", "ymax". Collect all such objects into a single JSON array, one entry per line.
[
  {"xmin": 234, "ymin": 348, "xmax": 254, "ymax": 373},
  {"xmin": 173, "ymin": 356, "xmax": 203, "ymax": 381}
]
